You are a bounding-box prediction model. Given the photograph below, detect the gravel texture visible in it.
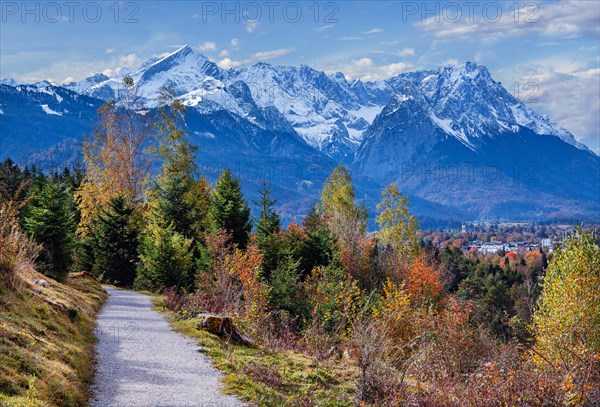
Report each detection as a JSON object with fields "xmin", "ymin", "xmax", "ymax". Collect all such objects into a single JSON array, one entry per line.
[{"xmin": 90, "ymin": 287, "xmax": 244, "ymax": 407}]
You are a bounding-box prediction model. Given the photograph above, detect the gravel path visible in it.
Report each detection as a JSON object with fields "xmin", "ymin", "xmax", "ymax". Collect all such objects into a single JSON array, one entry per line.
[{"xmin": 90, "ymin": 287, "xmax": 244, "ymax": 407}]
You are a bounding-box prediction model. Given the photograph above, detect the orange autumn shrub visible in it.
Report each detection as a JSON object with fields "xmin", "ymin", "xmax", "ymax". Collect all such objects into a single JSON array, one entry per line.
[
  {"xmin": 405, "ymin": 256, "xmax": 443, "ymax": 304},
  {"xmin": 524, "ymin": 250, "xmax": 543, "ymax": 271},
  {"xmin": 231, "ymin": 244, "xmax": 269, "ymax": 334}
]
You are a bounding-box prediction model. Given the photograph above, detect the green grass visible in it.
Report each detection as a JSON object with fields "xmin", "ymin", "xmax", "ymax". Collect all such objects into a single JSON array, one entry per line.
[
  {"xmin": 155, "ymin": 298, "xmax": 358, "ymax": 406},
  {"xmin": 0, "ymin": 269, "xmax": 107, "ymax": 407}
]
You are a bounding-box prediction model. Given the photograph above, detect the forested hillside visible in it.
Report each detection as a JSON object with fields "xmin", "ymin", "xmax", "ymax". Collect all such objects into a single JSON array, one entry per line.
[{"xmin": 0, "ymin": 182, "xmax": 106, "ymax": 406}]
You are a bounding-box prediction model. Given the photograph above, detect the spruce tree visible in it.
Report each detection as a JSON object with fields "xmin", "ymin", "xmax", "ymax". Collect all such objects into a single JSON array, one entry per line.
[
  {"xmin": 136, "ymin": 87, "xmax": 209, "ymax": 292},
  {"xmin": 209, "ymin": 169, "xmax": 251, "ymax": 249},
  {"xmin": 270, "ymin": 255, "xmax": 308, "ymax": 319},
  {"xmin": 255, "ymin": 181, "xmax": 280, "ymax": 239},
  {"xmin": 93, "ymin": 195, "xmax": 139, "ymax": 286},
  {"xmin": 254, "ymin": 181, "xmax": 281, "ymax": 275},
  {"xmin": 23, "ymin": 178, "xmax": 76, "ymax": 280},
  {"xmin": 0, "ymin": 158, "xmax": 26, "ymax": 201},
  {"xmin": 149, "ymin": 87, "xmax": 210, "ymax": 243}
]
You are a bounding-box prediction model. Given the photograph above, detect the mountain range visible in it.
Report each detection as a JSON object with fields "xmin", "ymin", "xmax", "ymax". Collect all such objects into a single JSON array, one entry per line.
[{"xmin": 1, "ymin": 45, "xmax": 598, "ymax": 224}]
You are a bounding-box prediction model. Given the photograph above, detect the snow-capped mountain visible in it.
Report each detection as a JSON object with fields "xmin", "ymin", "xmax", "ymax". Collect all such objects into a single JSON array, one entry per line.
[
  {"xmin": 1, "ymin": 45, "xmax": 598, "ymax": 222},
  {"xmin": 354, "ymin": 67, "xmax": 599, "ymax": 220},
  {"xmin": 0, "ymin": 82, "xmax": 102, "ymax": 166},
  {"xmin": 64, "ymin": 46, "xmax": 588, "ymax": 159},
  {"xmin": 387, "ymin": 62, "xmax": 588, "ymax": 151}
]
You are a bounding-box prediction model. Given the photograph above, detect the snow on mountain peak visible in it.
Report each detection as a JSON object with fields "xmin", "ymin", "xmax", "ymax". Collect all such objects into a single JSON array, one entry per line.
[
  {"xmin": 380, "ymin": 61, "xmax": 590, "ymax": 152},
  {"xmin": 53, "ymin": 51, "xmax": 592, "ymax": 156}
]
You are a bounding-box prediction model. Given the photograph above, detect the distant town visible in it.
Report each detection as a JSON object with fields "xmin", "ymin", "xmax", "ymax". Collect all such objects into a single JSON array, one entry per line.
[{"xmin": 421, "ymin": 222, "xmax": 600, "ymax": 255}]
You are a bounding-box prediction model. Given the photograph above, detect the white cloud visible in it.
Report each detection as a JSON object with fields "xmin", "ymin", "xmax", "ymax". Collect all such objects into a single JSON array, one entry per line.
[
  {"xmin": 316, "ymin": 24, "xmax": 335, "ymax": 32},
  {"xmin": 219, "ymin": 49, "xmax": 230, "ymax": 57},
  {"xmin": 416, "ymin": 1, "xmax": 600, "ymax": 41},
  {"xmin": 496, "ymin": 62, "xmax": 600, "ymax": 148},
  {"xmin": 253, "ymin": 48, "xmax": 294, "ymax": 60},
  {"xmin": 198, "ymin": 42, "xmax": 217, "ymax": 52},
  {"xmin": 364, "ymin": 28, "xmax": 383, "ymax": 34},
  {"xmin": 245, "ymin": 20, "xmax": 258, "ymax": 33},
  {"xmin": 117, "ymin": 54, "xmax": 140, "ymax": 68},
  {"xmin": 217, "ymin": 48, "xmax": 295, "ymax": 69},
  {"xmin": 442, "ymin": 58, "xmax": 459, "ymax": 66},
  {"xmin": 105, "ymin": 48, "xmax": 115, "ymax": 54},
  {"xmin": 473, "ymin": 50, "xmax": 493, "ymax": 63},
  {"xmin": 217, "ymin": 58, "xmax": 240, "ymax": 70},
  {"xmin": 230, "ymin": 38, "xmax": 239, "ymax": 47},
  {"xmin": 340, "ymin": 36, "xmax": 363, "ymax": 41},
  {"xmin": 153, "ymin": 51, "xmax": 173, "ymax": 59},
  {"xmin": 320, "ymin": 57, "xmax": 413, "ymax": 81},
  {"xmin": 10, "ymin": 53, "xmax": 143, "ymax": 83},
  {"xmin": 396, "ymin": 48, "xmax": 415, "ymax": 57}
]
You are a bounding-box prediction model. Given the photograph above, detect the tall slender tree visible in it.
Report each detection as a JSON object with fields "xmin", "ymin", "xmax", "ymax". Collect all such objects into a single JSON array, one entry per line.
[
  {"xmin": 255, "ymin": 181, "xmax": 281, "ymax": 239},
  {"xmin": 93, "ymin": 195, "xmax": 139, "ymax": 286},
  {"xmin": 136, "ymin": 87, "xmax": 208, "ymax": 292},
  {"xmin": 209, "ymin": 169, "xmax": 251, "ymax": 249},
  {"xmin": 149, "ymin": 87, "xmax": 209, "ymax": 242},
  {"xmin": 320, "ymin": 165, "xmax": 367, "ymax": 238},
  {"xmin": 254, "ymin": 181, "xmax": 281, "ymax": 275},
  {"xmin": 376, "ymin": 182, "xmax": 419, "ymax": 265},
  {"xmin": 320, "ymin": 165, "xmax": 372, "ymax": 285}
]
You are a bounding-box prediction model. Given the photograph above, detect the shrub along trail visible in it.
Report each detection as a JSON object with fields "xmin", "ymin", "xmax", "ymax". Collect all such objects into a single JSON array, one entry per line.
[{"xmin": 90, "ymin": 287, "xmax": 244, "ymax": 407}]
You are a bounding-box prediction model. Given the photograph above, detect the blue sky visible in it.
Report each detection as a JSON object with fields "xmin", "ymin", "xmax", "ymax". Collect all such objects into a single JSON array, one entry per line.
[{"xmin": 1, "ymin": 0, "xmax": 599, "ymax": 152}]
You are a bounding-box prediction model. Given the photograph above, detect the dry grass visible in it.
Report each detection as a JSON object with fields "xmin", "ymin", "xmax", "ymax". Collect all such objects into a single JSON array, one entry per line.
[
  {"xmin": 154, "ymin": 296, "xmax": 358, "ymax": 407},
  {"xmin": 0, "ymin": 268, "xmax": 107, "ymax": 407}
]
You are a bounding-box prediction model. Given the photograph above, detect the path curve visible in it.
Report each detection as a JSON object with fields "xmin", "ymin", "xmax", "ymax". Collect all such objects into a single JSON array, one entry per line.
[{"xmin": 90, "ymin": 287, "xmax": 244, "ymax": 407}]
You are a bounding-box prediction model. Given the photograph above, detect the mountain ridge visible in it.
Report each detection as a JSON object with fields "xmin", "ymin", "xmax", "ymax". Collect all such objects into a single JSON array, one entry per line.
[
  {"xmin": 1, "ymin": 45, "xmax": 598, "ymax": 223},
  {"xmin": 55, "ymin": 45, "xmax": 592, "ymax": 157}
]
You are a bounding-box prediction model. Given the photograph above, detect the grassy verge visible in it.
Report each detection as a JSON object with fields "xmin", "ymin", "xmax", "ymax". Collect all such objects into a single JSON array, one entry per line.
[
  {"xmin": 153, "ymin": 298, "xmax": 358, "ymax": 406},
  {"xmin": 0, "ymin": 268, "xmax": 107, "ymax": 407}
]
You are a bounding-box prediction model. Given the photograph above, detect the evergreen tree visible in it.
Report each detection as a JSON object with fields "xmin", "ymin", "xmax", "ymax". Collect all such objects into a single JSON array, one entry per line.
[
  {"xmin": 74, "ymin": 235, "xmax": 96, "ymax": 274},
  {"xmin": 23, "ymin": 178, "xmax": 76, "ymax": 280},
  {"xmin": 209, "ymin": 169, "xmax": 251, "ymax": 249},
  {"xmin": 93, "ymin": 195, "xmax": 139, "ymax": 286},
  {"xmin": 539, "ymin": 246, "xmax": 548, "ymax": 270},
  {"xmin": 135, "ymin": 217, "xmax": 194, "ymax": 292},
  {"xmin": 438, "ymin": 245, "xmax": 475, "ymax": 292},
  {"xmin": 255, "ymin": 181, "xmax": 280, "ymax": 239},
  {"xmin": 300, "ymin": 228, "xmax": 334, "ymax": 276},
  {"xmin": 270, "ymin": 255, "xmax": 308, "ymax": 320},
  {"xmin": 457, "ymin": 261, "xmax": 519, "ymax": 338},
  {"xmin": 254, "ymin": 181, "xmax": 281, "ymax": 275},
  {"xmin": 150, "ymin": 87, "xmax": 210, "ymax": 242},
  {"xmin": 135, "ymin": 87, "xmax": 209, "ymax": 292},
  {"xmin": 0, "ymin": 158, "xmax": 26, "ymax": 201}
]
